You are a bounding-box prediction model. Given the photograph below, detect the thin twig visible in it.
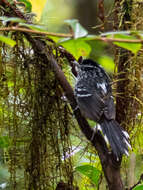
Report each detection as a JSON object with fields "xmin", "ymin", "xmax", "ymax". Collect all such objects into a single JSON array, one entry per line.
[
  {"xmin": 100, "ymin": 36, "xmax": 143, "ymax": 43},
  {"xmin": 0, "ymin": 27, "xmax": 73, "ymax": 38}
]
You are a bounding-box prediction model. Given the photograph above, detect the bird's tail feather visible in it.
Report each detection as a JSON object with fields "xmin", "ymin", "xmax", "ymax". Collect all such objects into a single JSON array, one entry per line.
[{"xmin": 100, "ymin": 119, "xmax": 131, "ymax": 158}]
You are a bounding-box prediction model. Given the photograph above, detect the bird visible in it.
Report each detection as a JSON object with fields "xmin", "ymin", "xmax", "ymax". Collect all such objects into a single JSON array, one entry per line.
[{"xmin": 74, "ymin": 58, "xmax": 131, "ymax": 158}]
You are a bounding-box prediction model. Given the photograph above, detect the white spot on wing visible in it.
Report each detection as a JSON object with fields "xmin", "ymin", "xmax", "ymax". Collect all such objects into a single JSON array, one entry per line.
[
  {"xmin": 116, "ymin": 157, "xmax": 119, "ymax": 161},
  {"xmin": 76, "ymin": 88, "xmax": 87, "ymax": 92},
  {"xmin": 82, "ymin": 65, "xmax": 96, "ymax": 68},
  {"xmin": 76, "ymin": 94, "xmax": 92, "ymax": 97},
  {"xmin": 97, "ymin": 83, "xmax": 107, "ymax": 94}
]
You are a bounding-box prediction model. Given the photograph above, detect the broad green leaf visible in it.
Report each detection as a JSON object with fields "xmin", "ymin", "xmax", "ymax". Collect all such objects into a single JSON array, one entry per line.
[
  {"xmin": 18, "ymin": 0, "xmax": 32, "ymax": 12},
  {"xmin": 59, "ymin": 38, "xmax": 91, "ymax": 59},
  {"xmin": 112, "ymin": 34, "xmax": 141, "ymax": 54},
  {"xmin": 75, "ymin": 165, "xmax": 101, "ymax": 186},
  {"xmin": 0, "ymin": 35, "xmax": 16, "ymax": 47},
  {"xmin": 133, "ymin": 185, "xmax": 143, "ymax": 190},
  {"xmin": 64, "ymin": 19, "xmax": 88, "ymax": 39},
  {"xmin": 98, "ymin": 56, "xmax": 115, "ymax": 73},
  {"xmin": 0, "ymin": 16, "xmax": 25, "ymax": 23},
  {"xmin": 86, "ymin": 40, "xmax": 107, "ymax": 60}
]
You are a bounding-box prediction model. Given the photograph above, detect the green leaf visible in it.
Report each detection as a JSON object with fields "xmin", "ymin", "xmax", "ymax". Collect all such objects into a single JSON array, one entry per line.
[
  {"xmin": 98, "ymin": 56, "xmax": 115, "ymax": 73},
  {"xmin": 0, "ymin": 35, "xmax": 16, "ymax": 47},
  {"xmin": 86, "ymin": 40, "xmax": 107, "ymax": 60},
  {"xmin": 133, "ymin": 185, "xmax": 143, "ymax": 190},
  {"xmin": 19, "ymin": 23, "xmax": 48, "ymax": 32},
  {"xmin": 48, "ymin": 36, "xmax": 62, "ymax": 43},
  {"xmin": 18, "ymin": 0, "xmax": 32, "ymax": 12},
  {"xmin": 0, "ymin": 16, "xmax": 25, "ymax": 23},
  {"xmin": 64, "ymin": 19, "xmax": 88, "ymax": 39},
  {"xmin": 59, "ymin": 38, "xmax": 91, "ymax": 59},
  {"xmin": 75, "ymin": 165, "xmax": 101, "ymax": 186},
  {"xmin": 112, "ymin": 34, "xmax": 141, "ymax": 54}
]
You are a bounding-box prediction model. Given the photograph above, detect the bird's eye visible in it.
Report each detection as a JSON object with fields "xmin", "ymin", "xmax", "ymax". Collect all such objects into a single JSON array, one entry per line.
[{"xmin": 75, "ymin": 65, "xmax": 79, "ymax": 73}]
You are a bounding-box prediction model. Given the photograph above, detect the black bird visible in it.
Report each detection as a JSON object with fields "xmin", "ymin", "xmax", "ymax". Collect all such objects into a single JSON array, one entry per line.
[{"xmin": 74, "ymin": 59, "xmax": 131, "ymax": 158}]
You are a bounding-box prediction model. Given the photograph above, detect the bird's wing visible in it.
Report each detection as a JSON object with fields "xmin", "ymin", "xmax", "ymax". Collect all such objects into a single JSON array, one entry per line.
[
  {"xmin": 77, "ymin": 92, "xmax": 105, "ymax": 122},
  {"xmin": 95, "ymin": 79, "xmax": 116, "ymax": 121},
  {"xmin": 103, "ymin": 95, "xmax": 116, "ymax": 120}
]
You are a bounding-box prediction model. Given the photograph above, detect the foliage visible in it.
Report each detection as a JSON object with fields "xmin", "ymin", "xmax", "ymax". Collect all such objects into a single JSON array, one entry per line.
[
  {"xmin": 0, "ymin": 35, "xmax": 16, "ymax": 47},
  {"xmin": 75, "ymin": 164, "xmax": 101, "ymax": 187},
  {"xmin": 0, "ymin": 16, "xmax": 142, "ymax": 55},
  {"xmin": 18, "ymin": 0, "xmax": 32, "ymax": 12},
  {"xmin": 112, "ymin": 34, "xmax": 141, "ymax": 54},
  {"xmin": 0, "ymin": 15, "xmax": 143, "ymax": 189},
  {"xmin": 0, "ymin": 1, "xmax": 143, "ymax": 190}
]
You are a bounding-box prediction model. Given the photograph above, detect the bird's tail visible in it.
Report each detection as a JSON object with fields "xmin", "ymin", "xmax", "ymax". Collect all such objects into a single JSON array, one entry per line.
[{"xmin": 99, "ymin": 119, "xmax": 131, "ymax": 158}]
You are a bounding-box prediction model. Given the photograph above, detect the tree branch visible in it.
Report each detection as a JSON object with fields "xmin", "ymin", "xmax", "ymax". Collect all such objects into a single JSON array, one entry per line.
[{"xmin": 23, "ymin": 32, "xmax": 124, "ymax": 190}]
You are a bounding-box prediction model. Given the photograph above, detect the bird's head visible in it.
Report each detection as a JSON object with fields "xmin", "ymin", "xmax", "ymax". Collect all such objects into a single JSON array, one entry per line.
[
  {"xmin": 81, "ymin": 59, "xmax": 99, "ymax": 68},
  {"xmin": 73, "ymin": 58, "xmax": 100, "ymax": 73}
]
